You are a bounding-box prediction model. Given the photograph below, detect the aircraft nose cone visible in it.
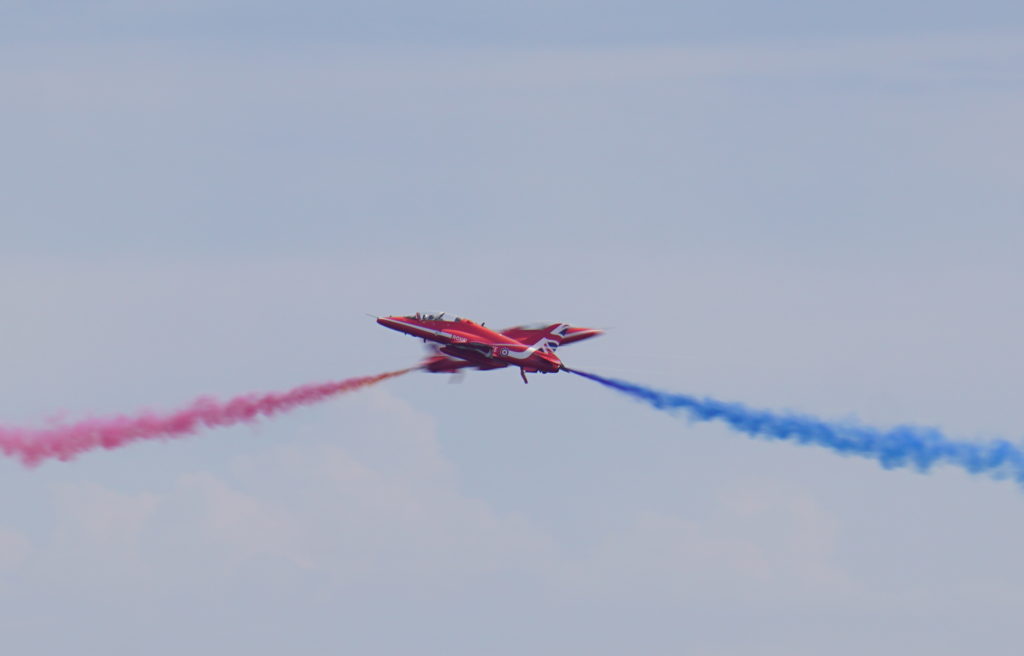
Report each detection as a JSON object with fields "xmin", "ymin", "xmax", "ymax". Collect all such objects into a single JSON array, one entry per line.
[{"xmin": 376, "ymin": 316, "xmax": 406, "ymax": 331}]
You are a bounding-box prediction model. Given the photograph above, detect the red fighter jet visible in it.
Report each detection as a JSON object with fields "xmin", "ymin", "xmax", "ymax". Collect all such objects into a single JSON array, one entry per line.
[{"xmin": 376, "ymin": 312, "xmax": 602, "ymax": 383}]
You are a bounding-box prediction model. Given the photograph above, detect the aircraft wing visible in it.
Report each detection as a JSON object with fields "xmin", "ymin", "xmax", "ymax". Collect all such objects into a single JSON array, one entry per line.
[
  {"xmin": 502, "ymin": 324, "xmax": 601, "ymax": 347},
  {"xmin": 430, "ymin": 341, "xmax": 495, "ymax": 357}
]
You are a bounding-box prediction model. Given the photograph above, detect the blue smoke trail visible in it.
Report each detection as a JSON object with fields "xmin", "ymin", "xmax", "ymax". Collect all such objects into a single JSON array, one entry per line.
[{"xmin": 568, "ymin": 369, "xmax": 1024, "ymax": 483}]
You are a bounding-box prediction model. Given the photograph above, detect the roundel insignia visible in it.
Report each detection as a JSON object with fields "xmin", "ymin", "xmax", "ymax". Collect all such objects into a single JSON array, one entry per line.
[{"xmin": 499, "ymin": 347, "xmax": 510, "ymax": 357}]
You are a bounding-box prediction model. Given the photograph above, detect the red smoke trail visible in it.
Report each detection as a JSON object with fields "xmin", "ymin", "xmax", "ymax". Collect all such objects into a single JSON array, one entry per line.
[{"xmin": 0, "ymin": 368, "xmax": 415, "ymax": 466}]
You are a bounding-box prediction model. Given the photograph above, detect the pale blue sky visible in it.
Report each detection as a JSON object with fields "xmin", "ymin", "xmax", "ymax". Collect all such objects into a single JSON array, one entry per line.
[
  {"xmin": 4, "ymin": 1, "xmax": 1024, "ymax": 45},
  {"xmin": 2, "ymin": 3, "xmax": 1024, "ymax": 655}
]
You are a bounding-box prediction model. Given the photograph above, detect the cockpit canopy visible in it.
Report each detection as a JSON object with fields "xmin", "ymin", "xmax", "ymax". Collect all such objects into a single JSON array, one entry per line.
[{"xmin": 405, "ymin": 311, "xmax": 465, "ymax": 322}]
